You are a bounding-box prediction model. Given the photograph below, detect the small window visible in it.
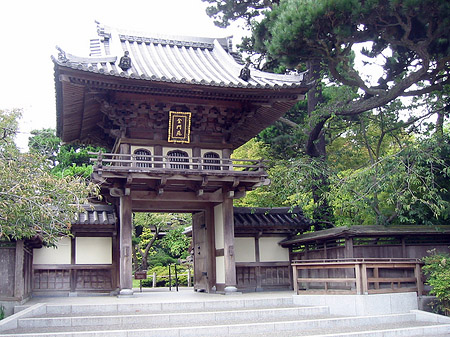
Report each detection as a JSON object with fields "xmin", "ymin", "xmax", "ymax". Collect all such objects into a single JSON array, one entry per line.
[
  {"xmin": 168, "ymin": 150, "xmax": 189, "ymax": 169},
  {"xmin": 134, "ymin": 149, "xmax": 152, "ymax": 168},
  {"xmin": 203, "ymin": 152, "xmax": 220, "ymax": 170}
]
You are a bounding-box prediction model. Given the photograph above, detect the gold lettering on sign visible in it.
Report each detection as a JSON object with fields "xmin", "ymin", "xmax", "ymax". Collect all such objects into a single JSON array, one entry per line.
[{"xmin": 168, "ymin": 111, "xmax": 191, "ymax": 143}]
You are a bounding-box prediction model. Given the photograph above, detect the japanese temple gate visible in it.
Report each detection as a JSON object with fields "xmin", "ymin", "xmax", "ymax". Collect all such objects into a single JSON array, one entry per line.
[{"xmin": 53, "ymin": 24, "xmax": 308, "ymax": 295}]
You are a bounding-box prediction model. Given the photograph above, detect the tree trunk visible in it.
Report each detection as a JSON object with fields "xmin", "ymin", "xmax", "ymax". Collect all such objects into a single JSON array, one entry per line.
[{"xmin": 305, "ymin": 60, "xmax": 334, "ymax": 230}]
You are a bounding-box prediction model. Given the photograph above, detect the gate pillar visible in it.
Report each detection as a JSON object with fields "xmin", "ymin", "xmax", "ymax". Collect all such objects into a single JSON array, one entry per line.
[
  {"xmin": 223, "ymin": 197, "xmax": 237, "ymax": 292},
  {"xmin": 119, "ymin": 194, "xmax": 133, "ymax": 295}
]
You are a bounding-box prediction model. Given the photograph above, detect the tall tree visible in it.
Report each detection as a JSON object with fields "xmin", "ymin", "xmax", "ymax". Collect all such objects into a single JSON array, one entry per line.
[
  {"xmin": 205, "ymin": 0, "xmax": 450, "ymax": 228},
  {"xmin": 0, "ymin": 109, "xmax": 99, "ymax": 245},
  {"xmin": 256, "ymin": 0, "xmax": 449, "ymax": 132}
]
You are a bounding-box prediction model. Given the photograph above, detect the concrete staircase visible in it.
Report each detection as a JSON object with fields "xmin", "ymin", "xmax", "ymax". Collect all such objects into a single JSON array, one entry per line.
[{"xmin": 1, "ymin": 295, "xmax": 449, "ymax": 337}]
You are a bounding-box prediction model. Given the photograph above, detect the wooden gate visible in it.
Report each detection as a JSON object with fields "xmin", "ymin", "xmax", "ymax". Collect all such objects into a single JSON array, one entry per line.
[{"xmin": 193, "ymin": 211, "xmax": 208, "ymax": 291}]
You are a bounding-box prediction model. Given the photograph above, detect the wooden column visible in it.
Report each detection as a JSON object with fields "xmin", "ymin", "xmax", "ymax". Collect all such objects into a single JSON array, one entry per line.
[
  {"xmin": 14, "ymin": 240, "xmax": 25, "ymax": 300},
  {"xmin": 119, "ymin": 194, "xmax": 133, "ymax": 295},
  {"xmin": 223, "ymin": 197, "xmax": 237, "ymax": 292},
  {"xmin": 205, "ymin": 206, "xmax": 216, "ymax": 291}
]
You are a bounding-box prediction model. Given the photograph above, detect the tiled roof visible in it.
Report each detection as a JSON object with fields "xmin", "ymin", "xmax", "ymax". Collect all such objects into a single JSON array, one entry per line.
[
  {"xmin": 73, "ymin": 204, "xmax": 116, "ymax": 226},
  {"xmin": 233, "ymin": 207, "xmax": 311, "ymax": 232},
  {"xmin": 52, "ymin": 24, "xmax": 305, "ymax": 90},
  {"xmin": 280, "ymin": 225, "xmax": 450, "ymax": 246},
  {"xmin": 183, "ymin": 207, "xmax": 311, "ymax": 236}
]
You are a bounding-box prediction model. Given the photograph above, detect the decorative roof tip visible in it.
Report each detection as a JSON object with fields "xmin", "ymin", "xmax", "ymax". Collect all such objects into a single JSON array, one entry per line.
[
  {"xmin": 56, "ymin": 45, "xmax": 68, "ymax": 63},
  {"xmin": 239, "ymin": 62, "xmax": 251, "ymax": 82},
  {"xmin": 118, "ymin": 51, "xmax": 132, "ymax": 71}
]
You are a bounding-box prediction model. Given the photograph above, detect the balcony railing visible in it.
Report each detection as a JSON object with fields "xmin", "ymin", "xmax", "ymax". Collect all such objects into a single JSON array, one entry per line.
[{"xmin": 89, "ymin": 152, "xmax": 267, "ymax": 174}]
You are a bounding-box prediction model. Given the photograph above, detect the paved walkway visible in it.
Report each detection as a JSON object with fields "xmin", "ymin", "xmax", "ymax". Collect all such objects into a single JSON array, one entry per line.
[{"xmin": 25, "ymin": 288, "xmax": 295, "ymax": 306}]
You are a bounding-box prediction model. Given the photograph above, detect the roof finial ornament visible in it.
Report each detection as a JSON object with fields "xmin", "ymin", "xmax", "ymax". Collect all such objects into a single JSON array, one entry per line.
[
  {"xmin": 239, "ymin": 62, "xmax": 251, "ymax": 81},
  {"xmin": 118, "ymin": 51, "xmax": 132, "ymax": 71},
  {"xmin": 56, "ymin": 45, "xmax": 68, "ymax": 63}
]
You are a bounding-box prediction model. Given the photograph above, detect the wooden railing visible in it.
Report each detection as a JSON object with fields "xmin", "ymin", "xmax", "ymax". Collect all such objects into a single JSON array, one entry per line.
[
  {"xmin": 89, "ymin": 152, "xmax": 266, "ymax": 174},
  {"xmin": 292, "ymin": 258, "xmax": 423, "ymax": 295}
]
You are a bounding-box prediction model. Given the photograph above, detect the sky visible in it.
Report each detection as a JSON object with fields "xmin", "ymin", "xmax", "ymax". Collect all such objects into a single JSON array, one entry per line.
[{"xmin": 0, "ymin": 0, "xmax": 246, "ymax": 150}]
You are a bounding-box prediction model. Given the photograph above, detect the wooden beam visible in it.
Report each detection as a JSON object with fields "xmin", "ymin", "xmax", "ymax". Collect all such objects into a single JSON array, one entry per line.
[{"xmin": 130, "ymin": 190, "xmax": 224, "ymax": 203}]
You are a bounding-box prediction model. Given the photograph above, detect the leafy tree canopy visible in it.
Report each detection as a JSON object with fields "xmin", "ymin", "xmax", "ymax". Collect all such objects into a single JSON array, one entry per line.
[
  {"xmin": 28, "ymin": 128, "xmax": 107, "ymax": 178},
  {"xmin": 0, "ymin": 110, "xmax": 100, "ymax": 245},
  {"xmin": 255, "ymin": 0, "xmax": 449, "ymax": 117}
]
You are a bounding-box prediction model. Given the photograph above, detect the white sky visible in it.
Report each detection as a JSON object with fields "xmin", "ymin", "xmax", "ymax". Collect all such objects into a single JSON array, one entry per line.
[{"xmin": 0, "ymin": 0, "xmax": 245, "ymax": 150}]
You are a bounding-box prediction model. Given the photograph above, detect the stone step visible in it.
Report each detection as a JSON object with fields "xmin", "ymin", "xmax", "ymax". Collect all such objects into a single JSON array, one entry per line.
[
  {"xmin": 15, "ymin": 297, "xmax": 295, "ymax": 316},
  {"xmin": 3, "ymin": 294, "xmax": 450, "ymax": 337},
  {"xmin": 16, "ymin": 306, "xmax": 330, "ymax": 329},
  {"xmin": 2, "ymin": 313, "xmax": 447, "ymax": 336}
]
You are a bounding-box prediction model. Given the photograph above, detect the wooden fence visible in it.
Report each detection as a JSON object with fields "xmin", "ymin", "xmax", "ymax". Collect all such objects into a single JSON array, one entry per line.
[{"xmin": 292, "ymin": 258, "xmax": 423, "ymax": 295}]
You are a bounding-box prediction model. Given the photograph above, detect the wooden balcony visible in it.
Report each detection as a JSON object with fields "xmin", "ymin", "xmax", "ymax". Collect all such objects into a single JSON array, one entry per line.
[
  {"xmin": 292, "ymin": 258, "xmax": 424, "ymax": 296},
  {"xmin": 89, "ymin": 152, "xmax": 269, "ymax": 205}
]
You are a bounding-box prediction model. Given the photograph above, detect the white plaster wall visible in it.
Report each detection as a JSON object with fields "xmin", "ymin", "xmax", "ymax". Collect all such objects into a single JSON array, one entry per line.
[
  {"xmin": 214, "ymin": 204, "xmax": 224, "ymax": 249},
  {"xmin": 215, "ymin": 256, "xmax": 225, "ymax": 284},
  {"xmin": 75, "ymin": 237, "xmax": 112, "ymax": 264},
  {"xmin": 259, "ymin": 237, "xmax": 289, "ymax": 262},
  {"xmin": 234, "ymin": 237, "xmax": 256, "ymax": 262},
  {"xmin": 33, "ymin": 237, "xmax": 71, "ymax": 265}
]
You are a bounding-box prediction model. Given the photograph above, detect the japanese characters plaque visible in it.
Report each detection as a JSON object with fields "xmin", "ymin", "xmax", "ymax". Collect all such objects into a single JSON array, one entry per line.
[{"xmin": 168, "ymin": 111, "xmax": 191, "ymax": 143}]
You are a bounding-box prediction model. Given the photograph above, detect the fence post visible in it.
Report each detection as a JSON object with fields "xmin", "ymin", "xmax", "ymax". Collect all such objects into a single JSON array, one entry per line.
[
  {"xmin": 415, "ymin": 262, "xmax": 423, "ymax": 296},
  {"xmin": 292, "ymin": 265, "xmax": 298, "ymax": 294},
  {"xmin": 152, "ymin": 272, "xmax": 156, "ymax": 288},
  {"xmin": 355, "ymin": 263, "xmax": 362, "ymax": 295},
  {"xmin": 188, "ymin": 268, "xmax": 191, "ymax": 287},
  {"xmin": 169, "ymin": 264, "xmax": 172, "ymax": 291},
  {"xmin": 175, "ymin": 264, "xmax": 179, "ymax": 292}
]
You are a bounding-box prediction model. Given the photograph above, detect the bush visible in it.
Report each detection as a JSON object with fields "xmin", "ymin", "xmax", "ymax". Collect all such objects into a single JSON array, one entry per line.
[
  {"xmin": 422, "ymin": 251, "xmax": 450, "ymax": 315},
  {"xmin": 139, "ymin": 264, "xmax": 192, "ymax": 287}
]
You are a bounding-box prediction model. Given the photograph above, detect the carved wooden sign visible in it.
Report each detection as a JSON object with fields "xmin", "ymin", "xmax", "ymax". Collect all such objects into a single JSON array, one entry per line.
[{"xmin": 168, "ymin": 111, "xmax": 191, "ymax": 143}]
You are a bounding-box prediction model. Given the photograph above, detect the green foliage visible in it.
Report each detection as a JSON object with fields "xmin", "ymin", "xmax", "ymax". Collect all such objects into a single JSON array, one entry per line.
[
  {"xmin": 0, "ymin": 110, "xmax": 100, "ymax": 245},
  {"xmin": 148, "ymin": 248, "xmax": 178, "ymax": 267},
  {"xmin": 160, "ymin": 227, "xmax": 190, "ymax": 259},
  {"xmin": 202, "ymin": 0, "xmax": 277, "ymax": 28},
  {"xmin": 28, "ymin": 128, "xmax": 60, "ymax": 166},
  {"xmin": 28, "ymin": 128, "xmax": 106, "ymax": 179},
  {"xmin": 133, "ymin": 212, "xmax": 191, "ymax": 270},
  {"xmin": 0, "ymin": 305, "xmax": 4, "ymax": 320},
  {"xmin": 422, "ymin": 251, "xmax": 450, "ymax": 315},
  {"xmin": 140, "ymin": 264, "xmax": 192, "ymax": 287}
]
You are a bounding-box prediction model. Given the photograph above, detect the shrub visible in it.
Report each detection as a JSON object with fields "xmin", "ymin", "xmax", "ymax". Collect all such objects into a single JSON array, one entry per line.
[
  {"xmin": 422, "ymin": 251, "xmax": 450, "ymax": 315},
  {"xmin": 139, "ymin": 264, "xmax": 192, "ymax": 287}
]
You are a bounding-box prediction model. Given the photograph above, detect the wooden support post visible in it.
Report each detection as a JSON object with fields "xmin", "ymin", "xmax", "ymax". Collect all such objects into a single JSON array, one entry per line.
[
  {"xmin": 415, "ymin": 263, "xmax": 423, "ymax": 296},
  {"xmin": 152, "ymin": 272, "xmax": 156, "ymax": 288},
  {"xmin": 188, "ymin": 269, "xmax": 191, "ymax": 287},
  {"xmin": 293, "ymin": 265, "xmax": 298, "ymax": 294},
  {"xmin": 119, "ymin": 194, "xmax": 133, "ymax": 296},
  {"xmin": 14, "ymin": 240, "xmax": 25, "ymax": 300},
  {"xmin": 374, "ymin": 267, "xmax": 380, "ymax": 290},
  {"xmin": 361, "ymin": 263, "xmax": 368, "ymax": 294},
  {"xmin": 223, "ymin": 197, "xmax": 237, "ymax": 292},
  {"xmin": 355, "ymin": 263, "xmax": 362, "ymax": 295}
]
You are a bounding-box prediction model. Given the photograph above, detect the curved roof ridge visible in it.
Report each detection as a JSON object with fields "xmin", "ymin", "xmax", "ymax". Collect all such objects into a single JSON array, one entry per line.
[{"xmin": 100, "ymin": 23, "xmax": 232, "ymax": 50}]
